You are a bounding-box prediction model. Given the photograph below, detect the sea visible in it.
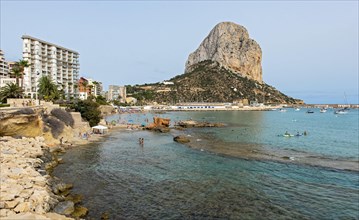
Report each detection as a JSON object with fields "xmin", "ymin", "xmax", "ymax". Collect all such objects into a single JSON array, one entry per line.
[{"xmin": 53, "ymin": 108, "xmax": 359, "ymax": 219}]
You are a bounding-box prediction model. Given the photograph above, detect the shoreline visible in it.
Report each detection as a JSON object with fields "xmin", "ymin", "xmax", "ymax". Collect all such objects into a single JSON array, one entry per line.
[
  {"xmin": 0, "ymin": 110, "xmax": 139, "ymax": 219},
  {"xmin": 0, "ymin": 136, "xmax": 74, "ymax": 219}
]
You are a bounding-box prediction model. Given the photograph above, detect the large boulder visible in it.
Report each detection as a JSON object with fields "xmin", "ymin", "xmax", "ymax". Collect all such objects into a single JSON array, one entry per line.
[
  {"xmin": 146, "ymin": 117, "xmax": 171, "ymax": 132},
  {"xmin": 0, "ymin": 108, "xmax": 42, "ymax": 137},
  {"xmin": 53, "ymin": 201, "xmax": 75, "ymax": 215},
  {"xmin": 173, "ymin": 136, "xmax": 190, "ymax": 144},
  {"xmin": 98, "ymin": 105, "xmax": 116, "ymax": 116},
  {"xmin": 185, "ymin": 21, "xmax": 262, "ymax": 82}
]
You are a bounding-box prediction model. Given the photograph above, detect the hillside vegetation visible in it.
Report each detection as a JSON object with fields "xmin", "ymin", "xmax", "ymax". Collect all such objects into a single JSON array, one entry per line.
[{"xmin": 130, "ymin": 61, "xmax": 302, "ymax": 105}]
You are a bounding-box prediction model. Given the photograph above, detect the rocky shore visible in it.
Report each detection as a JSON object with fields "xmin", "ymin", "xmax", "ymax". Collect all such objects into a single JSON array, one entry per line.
[{"xmin": 0, "ymin": 136, "xmax": 84, "ymax": 219}]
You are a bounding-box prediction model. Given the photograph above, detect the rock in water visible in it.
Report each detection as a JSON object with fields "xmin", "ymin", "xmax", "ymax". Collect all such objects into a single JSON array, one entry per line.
[
  {"xmin": 174, "ymin": 136, "xmax": 190, "ymax": 144},
  {"xmin": 185, "ymin": 21, "xmax": 262, "ymax": 82},
  {"xmin": 53, "ymin": 201, "xmax": 75, "ymax": 215}
]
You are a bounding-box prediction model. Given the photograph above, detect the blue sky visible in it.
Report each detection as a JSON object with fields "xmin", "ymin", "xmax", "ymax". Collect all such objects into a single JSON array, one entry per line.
[{"xmin": 1, "ymin": 1, "xmax": 358, "ymax": 104}]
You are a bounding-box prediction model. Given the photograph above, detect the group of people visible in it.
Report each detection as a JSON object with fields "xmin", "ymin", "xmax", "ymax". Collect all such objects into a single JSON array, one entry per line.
[
  {"xmin": 79, "ymin": 132, "xmax": 91, "ymax": 140},
  {"xmin": 12, "ymin": 100, "xmax": 34, "ymax": 107},
  {"xmin": 284, "ymin": 131, "xmax": 308, "ymax": 136},
  {"xmin": 21, "ymin": 100, "xmax": 35, "ymax": 107}
]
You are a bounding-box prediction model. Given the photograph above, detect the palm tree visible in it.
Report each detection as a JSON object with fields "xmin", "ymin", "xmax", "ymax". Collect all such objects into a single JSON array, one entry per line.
[
  {"xmin": 38, "ymin": 76, "xmax": 60, "ymax": 101},
  {"xmin": 10, "ymin": 65, "xmax": 22, "ymax": 87},
  {"xmin": 18, "ymin": 59, "xmax": 29, "ymax": 89},
  {"xmin": 92, "ymin": 81, "xmax": 99, "ymax": 96},
  {"xmin": 0, "ymin": 83, "xmax": 23, "ymax": 102}
]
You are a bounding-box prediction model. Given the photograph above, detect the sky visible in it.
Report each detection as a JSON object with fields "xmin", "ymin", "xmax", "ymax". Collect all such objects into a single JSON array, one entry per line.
[{"xmin": 0, "ymin": 1, "xmax": 358, "ymax": 104}]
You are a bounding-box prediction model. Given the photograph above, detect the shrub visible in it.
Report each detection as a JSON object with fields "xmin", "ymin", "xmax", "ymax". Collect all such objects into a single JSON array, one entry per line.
[
  {"xmin": 51, "ymin": 108, "xmax": 74, "ymax": 127},
  {"xmin": 95, "ymin": 95, "xmax": 108, "ymax": 105},
  {"xmin": 43, "ymin": 116, "xmax": 64, "ymax": 138},
  {"xmin": 71, "ymin": 99, "xmax": 101, "ymax": 127}
]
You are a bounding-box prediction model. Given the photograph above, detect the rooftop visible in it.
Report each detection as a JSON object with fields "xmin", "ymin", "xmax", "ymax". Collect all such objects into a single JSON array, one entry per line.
[{"xmin": 22, "ymin": 35, "xmax": 79, "ymax": 54}]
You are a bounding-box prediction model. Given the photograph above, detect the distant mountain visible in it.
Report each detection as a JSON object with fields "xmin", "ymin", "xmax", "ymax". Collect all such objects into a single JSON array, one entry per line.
[{"xmin": 128, "ymin": 22, "xmax": 302, "ymax": 105}]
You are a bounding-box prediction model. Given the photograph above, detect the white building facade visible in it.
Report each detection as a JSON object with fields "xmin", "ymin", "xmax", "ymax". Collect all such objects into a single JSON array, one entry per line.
[
  {"xmin": 108, "ymin": 85, "xmax": 126, "ymax": 102},
  {"xmin": 22, "ymin": 35, "xmax": 80, "ymax": 99},
  {"xmin": 0, "ymin": 50, "xmax": 9, "ymax": 79},
  {"xmin": 87, "ymin": 78, "xmax": 103, "ymax": 97}
]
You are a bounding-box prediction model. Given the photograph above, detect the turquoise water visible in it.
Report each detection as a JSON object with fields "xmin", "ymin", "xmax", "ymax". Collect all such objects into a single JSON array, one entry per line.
[{"xmin": 54, "ymin": 109, "xmax": 359, "ymax": 219}]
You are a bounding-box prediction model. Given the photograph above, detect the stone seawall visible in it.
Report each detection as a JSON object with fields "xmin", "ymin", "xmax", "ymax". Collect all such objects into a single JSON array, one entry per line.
[{"xmin": 0, "ymin": 136, "xmax": 73, "ymax": 219}]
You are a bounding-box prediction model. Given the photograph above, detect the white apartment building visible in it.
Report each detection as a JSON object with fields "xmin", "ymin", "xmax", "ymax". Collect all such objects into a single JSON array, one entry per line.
[
  {"xmin": 0, "ymin": 50, "xmax": 9, "ymax": 79},
  {"xmin": 0, "ymin": 78, "xmax": 17, "ymax": 88},
  {"xmin": 108, "ymin": 85, "xmax": 126, "ymax": 102},
  {"xmin": 22, "ymin": 35, "xmax": 80, "ymax": 99}
]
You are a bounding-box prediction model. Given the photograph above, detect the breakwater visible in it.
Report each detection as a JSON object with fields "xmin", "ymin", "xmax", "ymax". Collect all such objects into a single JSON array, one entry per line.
[{"xmin": 0, "ymin": 136, "xmax": 78, "ymax": 219}]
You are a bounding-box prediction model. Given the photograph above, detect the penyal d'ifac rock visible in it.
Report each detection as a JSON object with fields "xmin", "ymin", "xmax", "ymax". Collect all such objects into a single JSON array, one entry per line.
[{"xmin": 185, "ymin": 21, "xmax": 262, "ymax": 83}]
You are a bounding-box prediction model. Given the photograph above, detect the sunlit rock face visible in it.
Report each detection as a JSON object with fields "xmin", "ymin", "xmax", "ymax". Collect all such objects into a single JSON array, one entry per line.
[{"xmin": 185, "ymin": 21, "xmax": 263, "ymax": 83}]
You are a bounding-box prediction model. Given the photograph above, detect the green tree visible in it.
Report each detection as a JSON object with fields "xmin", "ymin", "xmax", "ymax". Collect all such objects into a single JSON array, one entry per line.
[
  {"xmin": 71, "ymin": 99, "xmax": 101, "ymax": 127},
  {"xmin": 9, "ymin": 60, "xmax": 29, "ymax": 92},
  {"xmin": 92, "ymin": 81, "xmax": 99, "ymax": 96},
  {"xmin": 18, "ymin": 59, "xmax": 29, "ymax": 89},
  {"xmin": 95, "ymin": 95, "xmax": 108, "ymax": 105},
  {"xmin": 38, "ymin": 76, "xmax": 60, "ymax": 101},
  {"xmin": 0, "ymin": 83, "xmax": 23, "ymax": 102},
  {"xmin": 112, "ymin": 99, "xmax": 121, "ymax": 106},
  {"xmin": 10, "ymin": 66, "xmax": 22, "ymax": 88}
]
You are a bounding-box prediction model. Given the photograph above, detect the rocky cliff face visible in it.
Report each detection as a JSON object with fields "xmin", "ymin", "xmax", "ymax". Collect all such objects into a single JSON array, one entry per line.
[
  {"xmin": 185, "ymin": 22, "xmax": 262, "ymax": 82},
  {"xmin": 0, "ymin": 108, "xmax": 90, "ymax": 146}
]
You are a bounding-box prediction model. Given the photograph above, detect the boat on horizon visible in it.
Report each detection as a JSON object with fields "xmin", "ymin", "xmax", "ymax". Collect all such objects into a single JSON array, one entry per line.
[
  {"xmin": 334, "ymin": 107, "xmax": 349, "ymax": 115},
  {"xmin": 334, "ymin": 93, "xmax": 350, "ymax": 114},
  {"xmin": 294, "ymin": 108, "xmax": 300, "ymax": 111},
  {"xmin": 320, "ymin": 108, "xmax": 327, "ymax": 113},
  {"xmin": 306, "ymin": 110, "xmax": 314, "ymax": 114}
]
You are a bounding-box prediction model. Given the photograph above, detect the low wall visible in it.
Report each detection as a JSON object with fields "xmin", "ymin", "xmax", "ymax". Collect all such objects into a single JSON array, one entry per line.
[
  {"xmin": 70, "ymin": 112, "xmax": 90, "ymax": 129},
  {"xmin": 6, "ymin": 98, "xmax": 38, "ymax": 107}
]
